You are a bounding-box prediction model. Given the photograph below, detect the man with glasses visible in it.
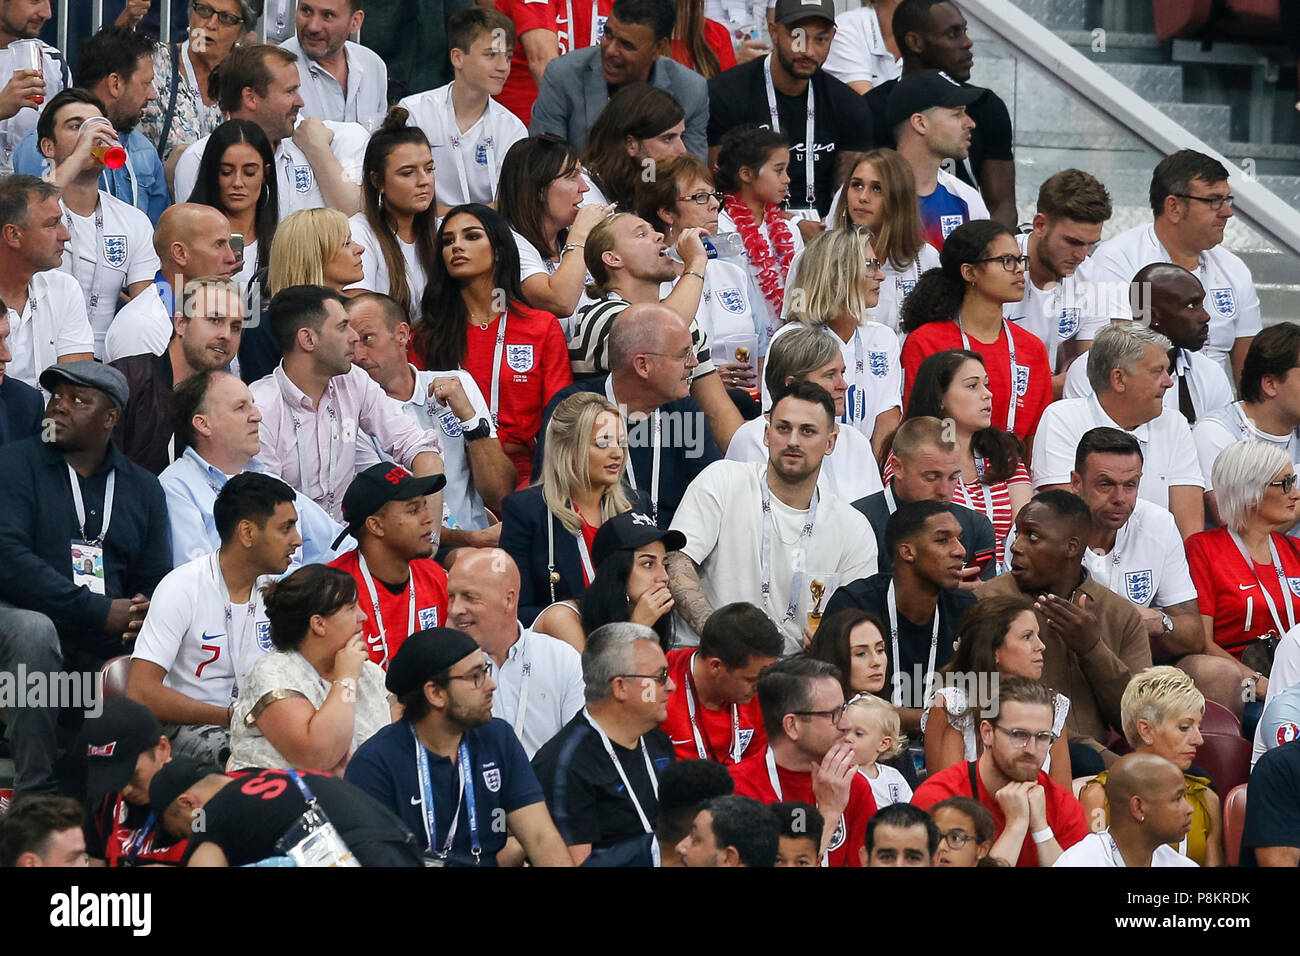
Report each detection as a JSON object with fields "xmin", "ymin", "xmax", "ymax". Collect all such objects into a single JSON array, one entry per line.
[
  {"xmin": 913, "ymin": 675, "xmax": 1088, "ymax": 867},
  {"xmin": 729, "ymin": 656, "xmax": 877, "ymax": 867},
  {"xmin": 540, "ymin": 303, "xmax": 722, "ymax": 528},
  {"xmin": 532, "ymin": 622, "xmax": 676, "ymax": 865},
  {"xmin": 1083, "ymin": 149, "xmax": 1259, "ymax": 384},
  {"xmin": 346, "ymin": 626, "xmax": 573, "ymax": 866}
]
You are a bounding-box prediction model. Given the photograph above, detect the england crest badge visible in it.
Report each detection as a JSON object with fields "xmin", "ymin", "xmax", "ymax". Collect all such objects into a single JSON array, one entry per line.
[
  {"xmin": 482, "ymin": 766, "xmax": 502, "ymax": 793},
  {"xmin": 1210, "ymin": 287, "xmax": 1236, "ymax": 317},
  {"xmin": 475, "ymin": 139, "xmax": 492, "ymax": 166},
  {"xmin": 1013, "ymin": 363, "xmax": 1030, "ymax": 397},
  {"xmin": 940, "ymin": 215, "xmax": 964, "ymax": 238},
  {"xmin": 256, "ymin": 620, "xmax": 274, "ymax": 652},
  {"xmin": 293, "ymin": 165, "xmax": 313, "ymax": 194},
  {"xmin": 717, "ymin": 288, "xmax": 746, "ymax": 313},
  {"xmin": 1124, "ymin": 569, "xmax": 1154, "ymax": 605},
  {"xmin": 506, "ymin": 343, "xmax": 534, "ymax": 373},
  {"xmin": 897, "ymin": 278, "xmax": 917, "ymax": 299},
  {"xmin": 736, "ymin": 727, "xmax": 755, "ymax": 756},
  {"xmin": 102, "ymin": 235, "xmax": 128, "ymax": 269},
  {"xmin": 1288, "ymin": 577, "xmax": 1300, "ymax": 598},
  {"xmin": 869, "ymin": 350, "xmax": 890, "ymax": 377},
  {"xmin": 417, "ymin": 606, "xmax": 439, "ymax": 629},
  {"xmin": 1058, "ymin": 308, "xmax": 1081, "ymax": 339}
]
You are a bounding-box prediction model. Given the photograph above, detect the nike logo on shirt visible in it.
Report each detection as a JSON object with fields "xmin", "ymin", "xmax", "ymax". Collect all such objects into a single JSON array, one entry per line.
[
  {"xmin": 1239, "ymin": 584, "xmax": 1256, "ymax": 590},
  {"xmin": 410, "ymin": 796, "xmax": 421, "ymax": 805}
]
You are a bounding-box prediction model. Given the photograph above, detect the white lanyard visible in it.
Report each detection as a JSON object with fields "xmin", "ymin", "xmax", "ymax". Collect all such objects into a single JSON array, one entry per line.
[
  {"xmin": 958, "ymin": 459, "xmax": 995, "ymax": 523},
  {"xmin": 958, "ymin": 317, "xmax": 1019, "ymax": 432},
  {"xmin": 563, "ymin": 0, "xmax": 601, "ymax": 50},
  {"xmin": 765, "ymin": 748, "xmax": 829, "ymax": 866},
  {"xmin": 179, "ymin": 40, "xmax": 202, "ymax": 101},
  {"xmin": 575, "ymin": 523, "xmax": 595, "ymax": 581},
  {"xmin": 1228, "ymin": 529, "xmax": 1298, "ymax": 639},
  {"xmin": 883, "ymin": 482, "xmax": 898, "ymax": 515},
  {"xmin": 487, "ymin": 312, "xmax": 508, "ymax": 428},
  {"xmin": 544, "ymin": 504, "xmax": 597, "ymax": 600},
  {"xmin": 510, "ymin": 630, "xmax": 532, "ymax": 739},
  {"xmin": 68, "ymin": 464, "xmax": 115, "ymax": 545},
  {"xmin": 683, "ymin": 652, "xmax": 741, "ymax": 763},
  {"xmin": 63, "ymin": 199, "xmax": 106, "ymax": 312},
  {"xmin": 211, "ymin": 552, "xmax": 257, "ymax": 701},
  {"xmin": 758, "ymin": 469, "xmax": 818, "ymax": 624},
  {"xmin": 584, "ymin": 708, "xmax": 657, "ymax": 834},
  {"xmin": 291, "ymin": 384, "xmax": 342, "ymax": 515},
  {"xmin": 605, "ymin": 377, "xmax": 661, "ymax": 523},
  {"xmin": 1099, "ymin": 520, "xmax": 1130, "ymax": 595},
  {"xmin": 357, "ymin": 551, "xmax": 416, "ymax": 669},
  {"xmin": 886, "ymin": 579, "xmax": 940, "ymax": 709},
  {"xmin": 444, "ymin": 84, "xmax": 496, "ymax": 205},
  {"xmin": 762, "ymin": 55, "xmax": 816, "ymax": 208}
]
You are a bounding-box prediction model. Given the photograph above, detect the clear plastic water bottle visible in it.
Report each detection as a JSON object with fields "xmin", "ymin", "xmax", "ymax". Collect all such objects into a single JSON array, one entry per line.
[{"xmin": 668, "ymin": 232, "xmax": 746, "ymax": 261}]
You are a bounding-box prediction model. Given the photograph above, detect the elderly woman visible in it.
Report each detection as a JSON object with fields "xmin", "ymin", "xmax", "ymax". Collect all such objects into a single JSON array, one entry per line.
[
  {"xmin": 230, "ymin": 565, "xmax": 394, "ymax": 775},
  {"xmin": 1185, "ymin": 440, "xmax": 1300, "ymax": 709},
  {"xmin": 142, "ymin": 0, "xmax": 254, "ymax": 161},
  {"xmin": 1078, "ymin": 666, "xmax": 1224, "ymax": 867}
]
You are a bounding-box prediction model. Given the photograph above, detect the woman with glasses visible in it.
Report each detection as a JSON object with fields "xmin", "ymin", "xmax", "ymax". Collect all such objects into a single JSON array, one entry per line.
[
  {"xmin": 900, "ymin": 219, "xmax": 1053, "ymax": 446},
  {"xmin": 1185, "ymin": 440, "xmax": 1300, "ymax": 705},
  {"xmin": 229, "ymin": 565, "xmax": 395, "ymax": 776},
  {"xmin": 415, "ymin": 204, "xmax": 573, "ymax": 487},
  {"xmin": 500, "ymin": 392, "xmax": 648, "ymax": 627},
  {"xmin": 928, "ymin": 796, "xmax": 998, "ymax": 866},
  {"xmin": 1077, "ymin": 666, "xmax": 1224, "ymax": 867},
  {"xmin": 923, "ymin": 594, "xmax": 1073, "ymax": 790},
  {"xmin": 142, "ymin": 0, "xmax": 251, "ymax": 161},
  {"xmin": 583, "ymin": 84, "xmax": 688, "ymax": 210}
]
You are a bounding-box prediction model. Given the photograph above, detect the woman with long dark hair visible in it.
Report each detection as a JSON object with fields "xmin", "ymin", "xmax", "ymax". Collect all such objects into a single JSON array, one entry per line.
[
  {"xmin": 187, "ymin": 118, "xmax": 278, "ymax": 287},
  {"xmin": 415, "ymin": 203, "xmax": 573, "ymax": 486},
  {"xmin": 582, "ymin": 83, "xmax": 687, "ymax": 209},
  {"xmin": 669, "ymin": 0, "xmax": 737, "ymax": 77}
]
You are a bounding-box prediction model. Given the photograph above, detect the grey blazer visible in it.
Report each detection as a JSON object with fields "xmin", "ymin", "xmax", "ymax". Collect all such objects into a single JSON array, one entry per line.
[{"xmin": 528, "ymin": 46, "xmax": 709, "ymax": 158}]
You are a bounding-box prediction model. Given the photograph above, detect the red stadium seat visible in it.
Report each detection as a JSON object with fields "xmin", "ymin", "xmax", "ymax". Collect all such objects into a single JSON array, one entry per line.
[
  {"xmin": 99, "ymin": 655, "xmax": 132, "ymax": 701},
  {"xmin": 1196, "ymin": 733, "xmax": 1252, "ymax": 796},
  {"xmin": 1151, "ymin": 0, "xmax": 1215, "ymax": 38},
  {"xmin": 1223, "ymin": 783, "xmax": 1248, "ymax": 867},
  {"xmin": 1202, "ymin": 700, "xmax": 1243, "ymax": 738}
]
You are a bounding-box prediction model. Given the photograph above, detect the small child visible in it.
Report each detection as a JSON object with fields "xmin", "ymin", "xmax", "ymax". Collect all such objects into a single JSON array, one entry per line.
[
  {"xmin": 843, "ymin": 694, "xmax": 913, "ymax": 808},
  {"xmin": 770, "ymin": 801, "xmax": 824, "ymax": 867}
]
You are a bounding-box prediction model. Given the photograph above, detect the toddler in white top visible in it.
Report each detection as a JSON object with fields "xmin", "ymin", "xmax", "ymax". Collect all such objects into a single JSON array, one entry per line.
[{"xmin": 843, "ymin": 693, "xmax": 913, "ymax": 808}]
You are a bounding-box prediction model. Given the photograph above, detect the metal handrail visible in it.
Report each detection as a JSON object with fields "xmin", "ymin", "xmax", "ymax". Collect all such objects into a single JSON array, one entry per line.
[{"xmin": 965, "ymin": 0, "xmax": 1300, "ymax": 257}]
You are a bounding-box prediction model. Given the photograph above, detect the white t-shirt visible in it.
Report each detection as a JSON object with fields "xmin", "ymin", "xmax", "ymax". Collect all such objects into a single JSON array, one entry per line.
[
  {"xmin": 1076, "ymin": 499, "xmax": 1197, "ymax": 608},
  {"xmin": 102, "ymin": 284, "xmax": 171, "ymax": 362},
  {"xmin": 860, "ymin": 763, "xmax": 912, "ymax": 808},
  {"xmin": 1031, "ymin": 395, "xmax": 1204, "ymax": 507},
  {"xmin": 0, "ymin": 42, "xmax": 66, "ymax": 174},
  {"xmin": 1064, "ymin": 343, "xmax": 1234, "ymax": 421},
  {"xmin": 59, "ymin": 192, "xmax": 159, "ymax": 360},
  {"xmin": 717, "ymin": 208, "xmax": 806, "ymax": 340},
  {"xmin": 5, "ymin": 269, "xmax": 94, "ymax": 390},
  {"xmin": 870, "ymin": 242, "xmax": 940, "ymax": 335},
  {"xmin": 356, "ymin": 365, "xmax": 495, "ymax": 530},
  {"xmin": 1004, "ymin": 232, "xmax": 1108, "ymax": 372},
  {"xmin": 822, "ymin": 5, "xmax": 902, "ymax": 88},
  {"xmin": 669, "ymin": 460, "xmax": 878, "ymax": 652},
  {"xmin": 1083, "ymin": 223, "xmax": 1261, "ymax": 369},
  {"xmin": 659, "ymin": 257, "xmax": 760, "ymax": 368},
  {"xmin": 1193, "ymin": 401, "xmax": 1300, "ymax": 494},
  {"xmin": 1252, "ymin": 624, "xmax": 1300, "ymax": 766},
  {"xmin": 512, "ymin": 228, "xmax": 589, "ymax": 338},
  {"xmin": 130, "ymin": 553, "xmax": 275, "ymax": 708},
  {"xmin": 726, "ymin": 413, "xmax": 883, "ymax": 503},
  {"xmin": 346, "ymin": 212, "xmax": 428, "ymax": 322},
  {"xmin": 490, "ymin": 625, "xmax": 586, "ymax": 759},
  {"xmin": 1052, "ymin": 831, "xmax": 1199, "ymax": 867},
  {"xmin": 763, "ymin": 320, "xmax": 902, "ymax": 440},
  {"xmin": 398, "ymin": 82, "xmax": 527, "ymax": 208}
]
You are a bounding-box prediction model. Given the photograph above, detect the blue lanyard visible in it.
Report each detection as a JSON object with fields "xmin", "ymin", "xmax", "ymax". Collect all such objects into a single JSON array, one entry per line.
[
  {"xmin": 411, "ymin": 722, "xmax": 482, "ymax": 864},
  {"xmin": 125, "ymin": 813, "xmax": 155, "ymax": 865},
  {"xmin": 287, "ymin": 768, "xmax": 317, "ymax": 803}
]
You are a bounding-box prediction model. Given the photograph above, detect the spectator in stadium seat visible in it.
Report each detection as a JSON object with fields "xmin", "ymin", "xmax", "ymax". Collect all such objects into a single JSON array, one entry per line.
[
  {"xmin": 359, "ymin": 0, "xmax": 475, "ymax": 105},
  {"xmin": 677, "ymin": 794, "xmax": 779, "ymax": 866},
  {"xmin": 862, "ymin": 801, "xmax": 938, "ymax": 865},
  {"xmin": 822, "ymin": 0, "xmax": 903, "ymax": 94},
  {"xmin": 912, "ymin": 675, "xmax": 1087, "ymax": 866},
  {"xmin": 771, "ymin": 800, "xmax": 825, "ymax": 866},
  {"xmin": 928, "ymin": 795, "xmax": 996, "ymax": 866},
  {"xmin": 900, "ymin": 220, "xmax": 1052, "ymax": 446},
  {"xmin": 807, "ymin": 607, "xmax": 890, "ymax": 702},
  {"xmin": 669, "ymin": 0, "xmax": 739, "ymax": 78},
  {"xmin": 280, "ymin": 0, "xmax": 388, "ymax": 124},
  {"xmin": 1084, "ymin": 149, "xmax": 1259, "ymax": 384},
  {"xmin": 583, "ymin": 83, "xmax": 686, "ymax": 209},
  {"xmin": 1031, "ymin": 322, "xmax": 1205, "ymax": 540},
  {"xmin": 530, "ymin": 0, "xmax": 708, "ymax": 157},
  {"xmin": 1077, "ymin": 666, "xmax": 1221, "ymax": 867},
  {"xmin": 863, "ymin": 0, "xmax": 1015, "ymax": 227},
  {"xmin": 1243, "ymin": 737, "xmax": 1300, "ymax": 866},
  {"xmin": 0, "ymin": 1, "xmax": 67, "ymax": 177},
  {"xmin": 0, "ymin": 796, "xmax": 87, "ymax": 867},
  {"xmin": 494, "ymin": 0, "xmax": 560, "ymax": 126},
  {"xmin": 0, "ymin": 309, "xmax": 42, "ymax": 445}
]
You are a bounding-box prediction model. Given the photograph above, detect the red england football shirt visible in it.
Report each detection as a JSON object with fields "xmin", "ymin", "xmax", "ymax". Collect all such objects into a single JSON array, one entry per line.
[
  {"xmin": 329, "ymin": 549, "xmax": 449, "ymax": 669},
  {"xmin": 901, "ymin": 320, "xmax": 1052, "ymax": 443},
  {"xmin": 661, "ymin": 648, "xmax": 766, "ymax": 765},
  {"xmin": 1186, "ymin": 528, "xmax": 1300, "ymax": 657},
  {"xmin": 729, "ymin": 748, "xmax": 877, "ymax": 867},
  {"xmin": 495, "ymin": 0, "xmax": 558, "ymax": 125},
  {"xmin": 912, "ymin": 760, "xmax": 1087, "ymax": 867}
]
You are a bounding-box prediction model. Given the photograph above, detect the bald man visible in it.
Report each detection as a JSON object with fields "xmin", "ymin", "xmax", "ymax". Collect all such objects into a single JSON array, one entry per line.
[
  {"xmin": 447, "ymin": 548, "xmax": 584, "ymax": 758},
  {"xmin": 1054, "ymin": 753, "xmax": 1197, "ymax": 867},
  {"xmin": 104, "ymin": 204, "xmax": 239, "ymax": 363},
  {"xmin": 536, "ymin": 302, "xmax": 723, "ymax": 528},
  {"xmin": 1064, "ymin": 263, "xmax": 1233, "ymax": 425}
]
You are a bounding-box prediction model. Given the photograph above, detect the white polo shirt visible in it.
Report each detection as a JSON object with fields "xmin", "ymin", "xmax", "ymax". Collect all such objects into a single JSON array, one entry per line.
[
  {"xmin": 280, "ymin": 36, "xmax": 388, "ymax": 124},
  {"xmin": 6, "ymin": 269, "xmax": 94, "ymax": 390},
  {"xmin": 659, "ymin": 257, "xmax": 760, "ymax": 368},
  {"xmin": 1063, "ymin": 344, "xmax": 1234, "ymax": 422},
  {"xmin": 398, "ymin": 82, "xmax": 527, "ymax": 208},
  {"xmin": 346, "ymin": 212, "xmax": 429, "ymax": 322},
  {"xmin": 1053, "ymin": 831, "xmax": 1198, "ymax": 867},
  {"xmin": 490, "ymin": 624, "xmax": 586, "ymax": 759},
  {"xmin": 512, "ymin": 229, "xmax": 590, "ymax": 338},
  {"xmin": 1031, "ymin": 394, "xmax": 1204, "ymax": 506},
  {"xmin": 822, "ymin": 4, "xmax": 902, "ymax": 88},
  {"xmin": 1079, "ymin": 499, "xmax": 1196, "ymax": 608},
  {"xmin": 1082, "ymin": 223, "xmax": 1261, "ymax": 369},
  {"xmin": 131, "ymin": 553, "xmax": 276, "ymax": 708},
  {"xmin": 102, "ymin": 284, "xmax": 171, "ymax": 363},
  {"xmin": 1004, "ymin": 232, "xmax": 1108, "ymax": 371},
  {"xmin": 59, "ymin": 192, "xmax": 159, "ymax": 359},
  {"xmin": 869, "ymin": 242, "xmax": 939, "ymax": 335},
  {"xmin": 725, "ymin": 413, "xmax": 883, "ymax": 503}
]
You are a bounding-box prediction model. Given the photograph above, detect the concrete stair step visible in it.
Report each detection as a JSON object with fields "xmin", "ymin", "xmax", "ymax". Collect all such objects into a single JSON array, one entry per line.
[
  {"xmin": 1007, "ymin": 0, "xmax": 1089, "ymax": 31},
  {"xmin": 1098, "ymin": 61, "xmax": 1184, "ymax": 101}
]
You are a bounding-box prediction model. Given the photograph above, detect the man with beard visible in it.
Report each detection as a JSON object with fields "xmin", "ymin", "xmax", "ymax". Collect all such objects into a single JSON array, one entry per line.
[
  {"xmin": 0, "ymin": 0, "xmax": 67, "ymax": 176},
  {"xmin": 912, "ymin": 675, "xmax": 1088, "ymax": 866},
  {"xmin": 280, "ymin": 0, "xmax": 388, "ymax": 124},
  {"xmin": 346, "ymin": 627, "xmax": 573, "ymax": 865}
]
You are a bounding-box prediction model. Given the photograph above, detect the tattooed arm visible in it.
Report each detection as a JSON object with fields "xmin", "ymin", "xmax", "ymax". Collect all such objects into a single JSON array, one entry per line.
[{"xmin": 666, "ymin": 552, "xmax": 714, "ymax": 634}]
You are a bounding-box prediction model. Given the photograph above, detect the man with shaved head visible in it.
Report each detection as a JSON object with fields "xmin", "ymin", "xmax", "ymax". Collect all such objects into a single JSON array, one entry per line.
[
  {"xmin": 537, "ymin": 302, "xmax": 722, "ymax": 527},
  {"xmin": 1054, "ymin": 753, "xmax": 1197, "ymax": 866},
  {"xmin": 104, "ymin": 203, "xmax": 238, "ymax": 363},
  {"xmin": 448, "ymin": 548, "xmax": 584, "ymax": 758},
  {"xmin": 1064, "ymin": 262, "xmax": 1233, "ymax": 425}
]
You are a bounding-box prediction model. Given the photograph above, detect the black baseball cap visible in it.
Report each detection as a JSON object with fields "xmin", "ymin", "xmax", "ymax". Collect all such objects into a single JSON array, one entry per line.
[
  {"xmin": 332, "ymin": 462, "xmax": 447, "ymax": 549},
  {"xmin": 385, "ymin": 627, "xmax": 481, "ymax": 696},
  {"xmin": 773, "ymin": 0, "xmax": 836, "ymax": 27},
  {"xmin": 886, "ymin": 68, "xmax": 985, "ymax": 130},
  {"xmin": 148, "ymin": 755, "xmax": 223, "ymax": 819},
  {"xmin": 76, "ymin": 698, "xmax": 164, "ymax": 804},
  {"xmin": 591, "ymin": 511, "xmax": 686, "ymax": 568}
]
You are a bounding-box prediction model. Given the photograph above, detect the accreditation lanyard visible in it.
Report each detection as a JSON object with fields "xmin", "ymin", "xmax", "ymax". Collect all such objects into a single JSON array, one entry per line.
[
  {"xmin": 63, "ymin": 199, "xmax": 106, "ymax": 312},
  {"xmin": 584, "ymin": 708, "xmax": 657, "ymax": 833},
  {"xmin": 545, "ymin": 505, "xmax": 596, "ymax": 599},
  {"xmin": 759, "ymin": 469, "xmax": 818, "ymax": 625},
  {"xmin": 211, "ymin": 552, "xmax": 257, "ymax": 701},
  {"xmin": 487, "ymin": 312, "xmax": 508, "ymax": 428},
  {"xmin": 605, "ymin": 377, "xmax": 660, "ymax": 523},
  {"xmin": 883, "ymin": 482, "xmax": 898, "ymax": 515},
  {"xmin": 510, "ymin": 630, "xmax": 532, "ymax": 739},
  {"xmin": 886, "ymin": 579, "xmax": 939, "ymax": 709},
  {"xmin": 68, "ymin": 464, "xmax": 115, "ymax": 545},
  {"xmin": 411, "ymin": 723, "xmax": 481, "ymax": 864},
  {"xmin": 1228, "ymin": 529, "xmax": 1299, "ymax": 639},
  {"xmin": 444, "ymin": 84, "xmax": 496, "ymax": 205},
  {"xmin": 123, "ymin": 811, "xmax": 155, "ymax": 866},
  {"xmin": 1100, "ymin": 520, "xmax": 1130, "ymax": 595},
  {"xmin": 357, "ymin": 551, "xmax": 416, "ymax": 669},
  {"xmin": 291, "ymin": 386, "xmax": 342, "ymax": 515},
  {"xmin": 564, "ymin": 0, "xmax": 602, "ymax": 50},
  {"xmin": 765, "ymin": 748, "xmax": 830, "ymax": 866},
  {"xmin": 958, "ymin": 457, "xmax": 995, "ymax": 523},
  {"xmin": 958, "ymin": 318, "xmax": 1019, "ymax": 433},
  {"xmin": 761, "ymin": 54, "xmax": 816, "ymax": 209},
  {"xmin": 683, "ymin": 652, "xmax": 741, "ymax": 763}
]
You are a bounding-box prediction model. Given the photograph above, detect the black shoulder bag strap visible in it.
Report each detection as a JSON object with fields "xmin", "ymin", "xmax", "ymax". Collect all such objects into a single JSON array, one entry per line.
[{"xmin": 967, "ymin": 760, "xmax": 979, "ymax": 799}]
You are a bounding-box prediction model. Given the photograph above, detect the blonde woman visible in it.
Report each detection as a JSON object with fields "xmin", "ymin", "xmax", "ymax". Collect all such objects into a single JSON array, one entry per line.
[
  {"xmin": 1078, "ymin": 666, "xmax": 1224, "ymax": 867},
  {"xmin": 268, "ymin": 208, "xmax": 365, "ymax": 294},
  {"xmin": 766, "ymin": 227, "xmax": 901, "ymax": 460},
  {"xmin": 499, "ymin": 393, "xmax": 646, "ymax": 624}
]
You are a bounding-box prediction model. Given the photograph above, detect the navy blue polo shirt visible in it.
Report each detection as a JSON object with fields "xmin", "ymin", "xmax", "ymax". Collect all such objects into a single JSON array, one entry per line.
[{"xmin": 345, "ymin": 717, "xmax": 544, "ymax": 866}]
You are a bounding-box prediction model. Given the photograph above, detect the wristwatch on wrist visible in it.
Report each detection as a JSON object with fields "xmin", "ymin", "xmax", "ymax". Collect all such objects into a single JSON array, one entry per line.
[
  {"xmin": 1160, "ymin": 611, "xmax": 1174, "ymax": 633},
  {"xmin": 463, "ymin": 418, "xmax": 492, "ymax": 441}
]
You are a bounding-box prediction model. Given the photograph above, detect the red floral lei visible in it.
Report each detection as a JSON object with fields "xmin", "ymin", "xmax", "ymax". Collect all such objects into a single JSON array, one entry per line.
[{"xmin": 723, "ymin": 193, "xmax": 795, "ymax": 316}]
